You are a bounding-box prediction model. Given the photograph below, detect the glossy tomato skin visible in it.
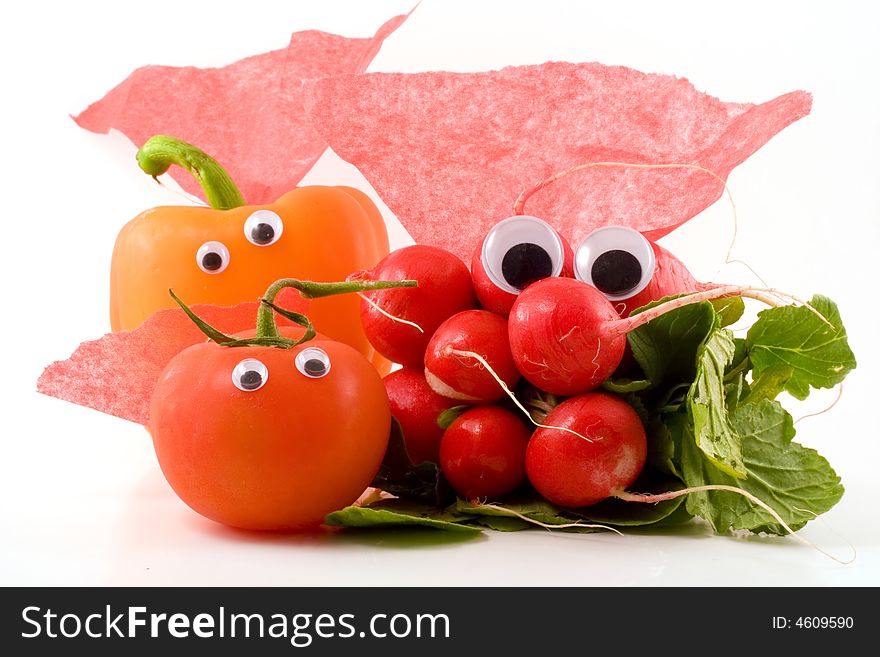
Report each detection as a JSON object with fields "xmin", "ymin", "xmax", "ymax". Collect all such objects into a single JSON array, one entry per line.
[
  {"xmin": 526, "ymin": 392, "xmax": 646, "ymax": 507},
  {"xmin": 439, "ymin": 406, "xmax": 530, "ymax": 499},
  {"xmin": 384, "ymin": 367, "xmax": 457, "ymax": 464},
  {"xmin": 149, "ymin": 337, "xmax": 390, "ymax": 530}
]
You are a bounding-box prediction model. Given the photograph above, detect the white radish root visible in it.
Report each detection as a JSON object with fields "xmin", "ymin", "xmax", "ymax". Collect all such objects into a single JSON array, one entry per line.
[{"xmin": 447, "ymin": 348, "xmax": 594, "ymax": 443}]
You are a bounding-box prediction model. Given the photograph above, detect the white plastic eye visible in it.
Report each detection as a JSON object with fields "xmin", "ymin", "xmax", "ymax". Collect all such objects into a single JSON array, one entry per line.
[
  {"xmin": 295, "ymin": 347, "xmax": 331, "ymax": 379},
  {"xmin": 244, "ymin": 210, "xmax": 284, "ymax": 246},
  {"xmin": 481, "ymin": 215, "xmax": 565, "ymax": 294},
  {"xmin": 196, "ymin": 241, "xmax": 230, "ymax": 274},
  {"xmin": 232, "ymin": 358, "xmax": 269, "ymax": 392},
  {"xmin": 574, "ymin": 226, "xmax": 656, "ymax": 300}
]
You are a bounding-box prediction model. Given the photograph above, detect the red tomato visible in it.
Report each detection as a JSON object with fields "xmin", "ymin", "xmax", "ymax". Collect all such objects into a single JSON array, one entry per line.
[{"xmin": 149, "ymin": 333, "xmax": 390, "ymax": 530}]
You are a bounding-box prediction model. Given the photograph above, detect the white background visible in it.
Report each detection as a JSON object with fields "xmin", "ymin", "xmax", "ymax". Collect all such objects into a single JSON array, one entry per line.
[{"xmin": 1, "ymin": 0, "xmax": 878, "ymax": 585}]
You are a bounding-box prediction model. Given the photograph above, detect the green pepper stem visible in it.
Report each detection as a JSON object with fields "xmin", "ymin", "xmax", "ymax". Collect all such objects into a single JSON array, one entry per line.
[
  {"xmin": 136, "ymin": 135, "xmax": 246, "ymax": 210},
  {"xmin": 256, "ymin": 278, "xmax": 418, "ymax": 339}
]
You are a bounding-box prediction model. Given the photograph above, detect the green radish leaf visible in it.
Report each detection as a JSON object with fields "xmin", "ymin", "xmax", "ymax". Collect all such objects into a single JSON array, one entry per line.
[
  {"xmin": 645, "ymin": 413, "xmax": 683, "ymax": 478},
  {"xmin": 746, "ymin": 295, "xmax": 856, "ymax": 400},
  {"xmin": 687, "ymin": 328, "xmax": 746, "ymax": 478},
  {"xmin": 602, "ymin": 378, "xmax": 652, "ymax": 394},
  {"xmin": 726, "ymin": 337, "xmax": 750, "ymax": 378},
  {"xmin": 724, "ymin": 373, "xmax": 747, "ymax": 413},
  {"xmin": 628, "ymin": 298, "xmax": 719, "ymax": 389},
  {"xmin": 711, "ymin": 296, "xmax": 745, "ymax": 327},
  {"xmin": 453, "ymin": 498, "xmax": 605, "ymax": 533},
  {"xmin": 648, "ymin": 503, "xmax": 694, "ymax": 528},
  {"xmin": 467, "ymin": 515, "xmax": 532, "ymax": 532},
  {"xmin": 325, "ymin": 502, "xmax": 480, "ymax": 533},
  {"xmin": 741, "ymin": 364, "xmax": 793, "ymax": 405},
  {"xmin": 680, "ymin": 399, "xmax": 843, "ymax": 534},
  {"xmin": 575, "ymin": 472, "xmax": 685, "ymax": 526},
  {"xmin": 437, "ymin": 406, "xmax": 467, "ymax": 430},
  {"xmin": 371, "ymin": 419, "xmax": 452, "ymax": 506}
]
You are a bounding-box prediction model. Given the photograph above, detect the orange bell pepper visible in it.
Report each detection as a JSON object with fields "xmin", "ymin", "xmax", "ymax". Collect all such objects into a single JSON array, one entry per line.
[{"xmin": 110, "ymin": 135, "xmax": 391, "ymax": 372}]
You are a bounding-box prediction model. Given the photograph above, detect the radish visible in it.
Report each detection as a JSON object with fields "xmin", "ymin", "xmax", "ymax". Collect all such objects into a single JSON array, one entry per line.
[
  {"xmin": 424, "ymin": 309, "xmax": 520, "ymax": 404},
  {"xmin": 358, "ymin": 245, "xmax": 476, "ymax": 367},
  {"xmin": 383, "ymin": 367, "xmax": 459, "ymax": 464},
  {"xmin": 513, "ymin": 160, "xmax": 738, "ymax": 318},
  {"xmin": 526, "ymin": 392, "xmax": 647, "ymax": 507},
  {"xmin": 508, "ymin": 277, "xmax": 799, "ymax": 396},
  {"xmin": 509, "ymin": 277, "xmax": 624, "ymax": 395},
  {"xmin": 470, "ymin": 216, "xmax": 575, "ymax": 317},
  {"xmin": 439, "ymin": 406, "xmax": 530, "ymax": 499},
  {"xmin": 574, "ymin": 232, "xmax": 713, "ymax": 318},
  {"xmin": 524, "ymin": 392, "xmax": 839, "ymax": 557}
]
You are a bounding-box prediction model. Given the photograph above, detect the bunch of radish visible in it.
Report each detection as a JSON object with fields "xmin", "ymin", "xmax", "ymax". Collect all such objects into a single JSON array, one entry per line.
[{"xmin": 357, "ymin": 216, "xmax": 778, "ymax": 512}]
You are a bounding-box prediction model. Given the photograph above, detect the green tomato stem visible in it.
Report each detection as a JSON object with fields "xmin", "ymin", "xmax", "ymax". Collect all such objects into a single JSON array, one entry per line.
[
  {"xmin": 256, "ymin": 278, "xmax": 418, "ymax": 339},
  {"xmin": 136, "ymin": 135, "xmax": 246, "ymax": 210}
]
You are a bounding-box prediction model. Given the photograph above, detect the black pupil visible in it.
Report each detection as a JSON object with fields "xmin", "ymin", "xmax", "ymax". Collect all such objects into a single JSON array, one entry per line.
[
  {"xmin": 501, "ymin": 243, "xmax": 553, "ymax": 290},
  {"xmin": 251, "ymin": 223, "xmax": 275, "ymax": 245},
  {"xmin": 239, "ymin": 370, "xmax": 263, "ymax": 391},
  {"xmin": 304, "ymin": 358, "xmax": 326, "ymax": 376},
  {"xmin": 201, "ymin": 251, "xmax": 223, "ymax": 271},
  {"xmin": 591, "ymin": 250, "xmax": 642, "ymax": 295}
]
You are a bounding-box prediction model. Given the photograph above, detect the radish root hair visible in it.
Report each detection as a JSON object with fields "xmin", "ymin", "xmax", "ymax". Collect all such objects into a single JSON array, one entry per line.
[
  {"xmin": 515, "ymin": 159, "xmax": 748, "ymax": 263},
  {"xmin": 512, "ymin": 160, "xmax": 778, "ymax": 293},
  {"xmin": 615, "ymin": 486, "xmax": 852, "ymax": 564},
  {"xmin": 356, "ymin": 292, "xmax": 425, "ymax": 333},
  {"xmin": 613, "ymin": 285, "xmax": 833, "ymax": 333},
  {"xmin": 347, "ymin": 268, "xmax": 426, "ymax": 333},
  {"xmin": 472, "ymin": 502, "xmax": 622, "ymax": 535},
  {"xmin": 446, "ymin": 348, "xmax": 594, "ymax": 443},
  {"xmin": 794, "ymin": 384, "xmax": 844, "ymax": 425},
  {"xmin": 791, "ymin": 505, "xmax": 857, "ymax": 563}
]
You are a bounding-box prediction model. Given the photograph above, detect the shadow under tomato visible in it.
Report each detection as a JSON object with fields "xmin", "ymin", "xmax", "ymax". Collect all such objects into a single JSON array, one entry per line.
[
  {"xmin": 118, "ymin": 466, "xmax": 483, "ymax": 550},
  {"xmin": 203, "ymin": 523, "xmax": 486, "ymax": 549}
]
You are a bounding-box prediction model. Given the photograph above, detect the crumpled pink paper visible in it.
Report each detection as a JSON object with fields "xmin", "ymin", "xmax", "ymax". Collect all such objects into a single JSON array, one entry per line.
[
  {"xmin": 74, "ymin": 12, "xmax": 409, "ymax": 204},
  {"xmin": 304, "ymin": 62, "xmax": 811, "ymax": 261},
  {"xmin": 37, "ymin": 300, "xmax": 308, "ymax": 425}
]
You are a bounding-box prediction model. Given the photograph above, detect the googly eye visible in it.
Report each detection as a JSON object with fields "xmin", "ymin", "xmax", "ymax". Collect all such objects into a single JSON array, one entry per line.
[
  {"xmin": 244, "ymin": 210, "xmax": 284, "ymax": 246},
  {"xmin": 295, "ymin": 347, "xmax": 331, "ymax": 379},
  {"xmin": 481, "ymin": 216, "xmax": 566, "ymax": 294},
  {"xmin": 196, "ymin": 241, "xmax": 230, "ymax": 274},
  {"xmin": 231, "ymin": 358, "xmax": 268, "ymax": 392},
  {"xmin": 574, "ymin": 226, "xmax": 656, "ymax": 300}
]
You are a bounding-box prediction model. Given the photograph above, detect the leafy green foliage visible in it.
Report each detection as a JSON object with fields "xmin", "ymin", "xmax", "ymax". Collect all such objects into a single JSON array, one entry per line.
[
  {"xmin": 687, "ymin": 328, "xmax": 746, "ymax": 478},
  {"xmin": 577, "ymin": 473, "xmax": 685, "ymax": 526},
  {"xmin": 711, "ymin": 296, "xmax": 745, "ymax": 327},
  {"xmin": 602, "ymin": 378, "xmax": 652, "ymax": 394},
  {"xmin": 628, "ymin": 299, "xmax": 719, "ymax": 390},
  {"xmin": 747, "ymin": 295, "xmax": 856, "ymax": 399},
  {"xmin": 453, "ymin": 498, "xmax": 603, "ymax": 533},
  {"xmin": 370, "ymin": 419, "xmax": 451, "ymax": 506},
  {"xmin": 741, "ymin": 364, "xmax": 793, "ymax": 405},
  {"xmin": 325, "ymin": 501, "xmax": 480, "ymax": 533},
  {"xmin": 338, "ymin": 293, "xmax": 855, "ymax": 539},
  {"xmin": 680, "ymin": 399, "xmax": 844, "ymax": 534}
]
